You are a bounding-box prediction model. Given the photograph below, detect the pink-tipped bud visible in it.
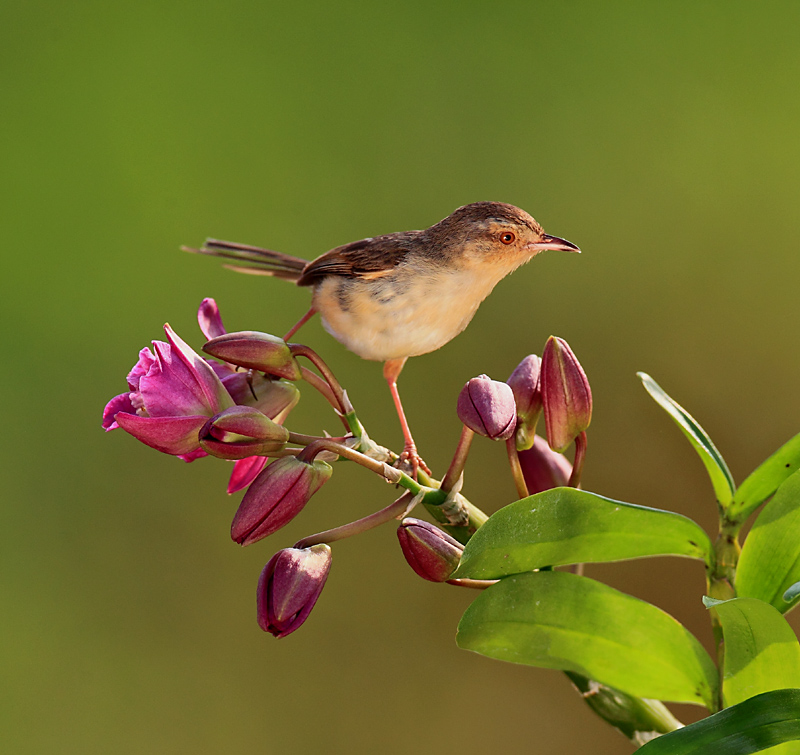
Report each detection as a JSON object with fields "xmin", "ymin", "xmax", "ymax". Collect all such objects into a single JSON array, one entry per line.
[
  {"xmin": 256, "ymin": 545, "xmax": 332, "ymax": 638},
  {"xmin": 203, "ymin": 331, "xmax": 302, "ymax": 381},
  {"xmin": 540, "ymin": 337, "xmax": 592, "ymax": 453},
  {"xmin": 199, "ymin": 406, "xmax": 290, "ymax": 460},
  {"xmin": 396, "ymin": 518, "xmax": 464, "ymax": 582},
  {"xmin": 231, "ymin": 456, "xmax": 332, "ymax": 545},
  {"xmin": 507, "ymin": 354, "xmax": 543, "ymax": 451},
  {"xmin": 456, "ymin": 375, "xmax": 517, "ymax": 440},
  {"xmin": 518, "ymin": 435, "xmax": 573, "ymax": 494}
]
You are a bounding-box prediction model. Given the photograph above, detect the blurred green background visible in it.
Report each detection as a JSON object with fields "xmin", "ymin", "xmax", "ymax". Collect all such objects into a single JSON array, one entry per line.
[{"xmin": 4, "ymin": 1, "xmax": 800, "ymax": 752}]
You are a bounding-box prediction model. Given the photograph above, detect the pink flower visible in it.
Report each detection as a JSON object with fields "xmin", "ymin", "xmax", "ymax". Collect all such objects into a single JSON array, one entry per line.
[
  {"xmin": 103, "ymin": 324, "xmax": 234, "ymax": 461},
  {"xmin": 103, "ymin": 299, "xmax": 299, "ymax": 475}
]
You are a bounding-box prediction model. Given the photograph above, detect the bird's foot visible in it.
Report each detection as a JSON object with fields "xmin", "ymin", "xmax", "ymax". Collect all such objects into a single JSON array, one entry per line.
[{"xmin": 395, "ymin": 444, "xmax": 431, "ymax": 480}]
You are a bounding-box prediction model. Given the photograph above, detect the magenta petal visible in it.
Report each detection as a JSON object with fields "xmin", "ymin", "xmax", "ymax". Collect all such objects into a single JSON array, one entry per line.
[
  {"xmin": 198, "ymin": 298, "xmax": 227, "ymax": 340},
  {"xmin": 164, "ymin": 324, "xmax": 234, "ymax": 413},
  {"xmin": 177, "ymin": 447, "xmax": 209, "ymax": 463},
  {"xmin": 115, "ymin": 412, "xmax": 207, "ymax": 456},
  {"xmin": 228, "ymin": 456, "xmax": 268, "ymax": 494},
  {"xmin": 140, "ymin": 341, "xmax": 211, "ymax": 417},
  {"xmin": 102, "ymin": 393, "xmax": 136, "ymax": 431},
  {"xmin": 127, "ymin": 347, "xmax": 157, "ymax": 391}
]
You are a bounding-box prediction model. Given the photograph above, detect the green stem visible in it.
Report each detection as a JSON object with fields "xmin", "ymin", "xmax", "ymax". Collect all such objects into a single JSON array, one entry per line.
[
  {"xmin": 565, "ymin": 673, "xmax": 683, "ymax": 746},
  {"xmin": 417, "ymin": 470, "xmax": 489, "ymax": 543},
  {"xmin": 298, "ymin": 437, "xmax": 430, "ymax": 493},
  {"xmin": 706, "ymin": 515, "xmax": 741, "ymax": 711}
]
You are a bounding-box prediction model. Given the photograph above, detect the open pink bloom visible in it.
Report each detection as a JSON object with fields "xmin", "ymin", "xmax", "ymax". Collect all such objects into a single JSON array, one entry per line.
[{"xmin": 103, "ymin": 324, "xmax": 234, "ymax": 461}]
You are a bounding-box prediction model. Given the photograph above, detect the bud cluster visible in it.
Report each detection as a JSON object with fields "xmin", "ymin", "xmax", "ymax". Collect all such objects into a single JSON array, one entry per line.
[{"xmin": 103, "ymin": 298, "xmax": 592, "ymax": 637}]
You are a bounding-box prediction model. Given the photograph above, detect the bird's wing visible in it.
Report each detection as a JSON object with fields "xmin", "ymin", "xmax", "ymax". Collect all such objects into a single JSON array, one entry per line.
[{"xmin": 296, "ymin": 232, "xmax": 417, "ymax": 286}]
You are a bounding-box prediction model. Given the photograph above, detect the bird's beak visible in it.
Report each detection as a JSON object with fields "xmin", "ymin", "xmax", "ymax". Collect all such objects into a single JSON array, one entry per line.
[{"xmin": 530, "ymin": 234, "xmax": 581, "ymax": 253}]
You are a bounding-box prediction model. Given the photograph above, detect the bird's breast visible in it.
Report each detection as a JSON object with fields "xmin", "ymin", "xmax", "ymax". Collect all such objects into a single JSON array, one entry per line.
[{"xmin": 311, "ymin": 264, "xmax": 512, "ymax": 362}]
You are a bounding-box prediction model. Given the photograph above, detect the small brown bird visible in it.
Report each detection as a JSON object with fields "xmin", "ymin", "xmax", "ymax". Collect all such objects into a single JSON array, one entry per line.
[{"xmin": 188, "ymin": 202, "xmax": 579, "ymax": 474}]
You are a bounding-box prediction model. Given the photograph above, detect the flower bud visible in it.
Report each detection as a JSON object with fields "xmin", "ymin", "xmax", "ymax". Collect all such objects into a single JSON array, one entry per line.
[
  {"xmin": 257, "ymin": 545, "xmax": 332, "ymax": 638},
  {"xmin": 540, "ymin": 336, "xmax": 592, "ymax": 453},
  {"xmin": 456, "ymin": 375, "xmax": 516, "ymax": 440},
  {"xmin": 231, "ymin": 456, "xmax": 333, "ymax": 545},
  {"xmin": 518, "ymin": 435, "xmax": 573, "ymax": 494},
  {"xmin": 396, "ymin": 518, "xmax": 464, "ymax": 582},
  {"xmin": 507, "ymin": 354, "xmax": 542, "ymax": 451},
  {"xmin": 199, "ymin": 406, "xmax": 290, "ymax": 460},
  {"xmin": 203, "ymin": 331, "xmax": 302, "ymax": 381}
]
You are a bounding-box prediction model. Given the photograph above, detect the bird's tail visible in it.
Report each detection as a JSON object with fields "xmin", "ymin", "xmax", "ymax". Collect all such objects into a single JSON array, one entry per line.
[{"xmin": 182, "ymin": 239, "xmax": 307, "ymax": 282}]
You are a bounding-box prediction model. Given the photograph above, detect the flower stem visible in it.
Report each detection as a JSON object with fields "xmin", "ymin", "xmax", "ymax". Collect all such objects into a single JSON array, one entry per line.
[
  {"xmin": 299, "ymin": 366, "xmax": 339, "ymax": 409},
  {"xmin": 568, "ymin": 431, "xmax": 587, "ymax": 488},
  {"xmin": 440, "ymin": 426, "xmax": 474, "ymax": 494},
  {"xmin": 298, "ymin": 438, "xmax": 409, "ymax": 486},
  {"xmin": 290, "ymin": 344, "xmax": 347, "ymax": 413},
  {"xmin": 506, "ymin": 436, "xmax": 529, "ymax": 499},
  {"xmin": 294, "ymin": 492, "xmax": 416, "ymax": 549}
]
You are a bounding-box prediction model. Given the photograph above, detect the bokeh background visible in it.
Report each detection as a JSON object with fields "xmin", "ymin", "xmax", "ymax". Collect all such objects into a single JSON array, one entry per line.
[{"xmin": 4, "ymin": 2, "xmax": 800, "ymax": 753}]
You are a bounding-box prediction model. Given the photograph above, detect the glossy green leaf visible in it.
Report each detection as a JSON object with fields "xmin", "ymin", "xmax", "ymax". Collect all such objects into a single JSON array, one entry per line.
[
  {"xmin": 638, "ymin": 372, "xmax": 735, "ymax": 508},
  {"xmin": 456, "ymin": 570, "xmax": 718, "ymax": 708},
  {"xmin": 737, "ymin": 470, "xmax": 800, "ymax": 613},
  {"xmin": 705, "ymin": 597, "xmax": 800, "ymax": 708},
  {"xmin": 452, "ymin": 488, "xmax": 711, "ymax": 580},
  {"xmin": 636, "ymin": 689, "xmax": 800, "ymax": 754},
  {"xmin": 728, "ymin": 432, "xmax": 800, "ymax": 524}
]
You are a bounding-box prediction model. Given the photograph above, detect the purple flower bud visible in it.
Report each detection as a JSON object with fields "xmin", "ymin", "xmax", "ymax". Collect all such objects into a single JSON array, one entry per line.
[
  {"xmin": 203, "ymin": 331, "xmax": 302, "ymax": 381},
  {"xmin": 257, "ymin": 545, "xmax": 332, "ymax": 638},
  {"xmin": 457, "ymin": 375, "xmax": 517, "ymax": 440},
  {"xmin": 507, "ymin": 354, "xmax": 542, "ymax": 451},
  {"xmin": 231, "ymin": 457, "xmax": 333, "ymax": 545},
  {"xmin": 199, "ymin": 406, "xmax": 290, "ymax": 460},
  {"xmin": 518, "ymin": 435, "xmax": 573, "ymax": 494},
  {"xmin": 541, "ymin": 337, "xmax": 592, "ymax": 453},
  {"xmin": 396, "ymin": 518, "xmax": 464, "ymax": 582}
]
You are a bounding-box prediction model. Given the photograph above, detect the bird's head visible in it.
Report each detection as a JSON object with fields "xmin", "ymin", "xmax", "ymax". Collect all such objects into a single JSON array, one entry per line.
[{"xmin": 425, "ymin": 201, "xmax": 580, "ymax": 271}]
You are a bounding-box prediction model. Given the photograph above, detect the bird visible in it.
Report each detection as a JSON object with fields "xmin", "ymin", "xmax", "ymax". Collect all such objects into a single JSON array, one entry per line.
[{"xmin": 186, "ymin": 201, "xmax": 580, "ymax": 476}]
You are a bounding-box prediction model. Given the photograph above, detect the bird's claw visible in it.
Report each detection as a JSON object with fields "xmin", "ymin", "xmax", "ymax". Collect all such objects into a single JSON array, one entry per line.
[{"xmin": 395, "ymin": 445, "xmax": 431, "ymax": 480}]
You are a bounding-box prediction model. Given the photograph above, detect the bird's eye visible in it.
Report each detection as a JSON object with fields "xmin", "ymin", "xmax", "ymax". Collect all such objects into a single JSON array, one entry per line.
[{"xmin": 500, "ymin": 232, "xmax": 516, "ymax": 245}]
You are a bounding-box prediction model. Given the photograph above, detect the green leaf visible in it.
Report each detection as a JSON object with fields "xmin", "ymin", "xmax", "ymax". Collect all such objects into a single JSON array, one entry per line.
[
  {"xmin": 635, "ymin": 689, "xmax": 800, "ymax": 754},
  {"xmin": 737, "ymin": 470, "xmax": 800, "ymax": 613},
  {"xmin": 728, "ymin": 432, "xmax": 800, "ymax": 524},
  {"xmin": 452, "ymin": 488, "xmax": 711, "ymax": 580},
  {"xmin": 456, "ymin": 570, "xmax": 718, "ymax": 708},
  {"xmin": 707, "ymin": 597, "xmax": 800, "ymax": 708},
  {"xmin": 638, "ymin": 372, "xmax": 735, "ymax": 508}
]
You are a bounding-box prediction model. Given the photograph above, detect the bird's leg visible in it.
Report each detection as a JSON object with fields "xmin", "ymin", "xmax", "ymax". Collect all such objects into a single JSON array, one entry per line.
[
  {"xmin": 383, "ymin": 357, "xmax": 430, "ymax": 478},
  {"xmin": 283, "ymin": 307, "xmax": 317, "ymax": 341}
]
